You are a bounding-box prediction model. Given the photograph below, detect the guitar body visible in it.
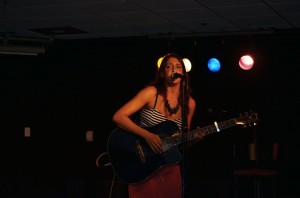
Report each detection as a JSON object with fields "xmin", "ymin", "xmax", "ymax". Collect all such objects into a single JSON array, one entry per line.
[{"xmin": 107, "ymin": 120, "xmax": 181, "ymax": 184}]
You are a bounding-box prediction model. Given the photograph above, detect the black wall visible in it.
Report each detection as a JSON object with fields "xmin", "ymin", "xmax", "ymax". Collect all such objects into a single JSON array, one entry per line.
[{"xmin": 0, "ymin": 29, "xmax": 299, "ymax": 197}]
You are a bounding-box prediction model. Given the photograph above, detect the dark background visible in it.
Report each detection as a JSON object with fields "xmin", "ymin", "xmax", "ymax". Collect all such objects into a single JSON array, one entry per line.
[{"xmin": 0, "ymin": 29, "xmax": 299, "ymax": 198}]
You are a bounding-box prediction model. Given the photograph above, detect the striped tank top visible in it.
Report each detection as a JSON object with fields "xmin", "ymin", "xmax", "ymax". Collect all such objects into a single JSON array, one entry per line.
[
  {"xmin": 138, "ymin": 90, "xmax": 182, "ymax": 130},
  {"xmin": 139, "ymin": 108, "xmax": 182, "ymax": 130}
]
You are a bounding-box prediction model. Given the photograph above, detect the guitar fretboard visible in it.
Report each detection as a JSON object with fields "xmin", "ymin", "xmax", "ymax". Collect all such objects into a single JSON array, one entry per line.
[
  {"xmin": 162, "ymin": 112, "xmax": 257, "ymax": 151},
  {"xmin": 199, "ymin": 119, "xmax": 237, "ymax": 135},
  {"xmin": 167, "ymin": 119, "xmax": 237, "ymax": 147}
]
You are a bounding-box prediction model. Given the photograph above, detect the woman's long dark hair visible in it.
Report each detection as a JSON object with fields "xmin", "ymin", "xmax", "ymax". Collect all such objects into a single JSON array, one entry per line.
[{"xmin": 149, "ymin": 53, "xmax": 192, "ymax": 114}]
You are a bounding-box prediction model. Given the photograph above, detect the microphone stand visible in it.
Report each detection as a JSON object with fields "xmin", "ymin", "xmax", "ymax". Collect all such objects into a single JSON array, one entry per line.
[{"xmin": 180, "ymin": 77, "xmax": 188, "ymax": 198}]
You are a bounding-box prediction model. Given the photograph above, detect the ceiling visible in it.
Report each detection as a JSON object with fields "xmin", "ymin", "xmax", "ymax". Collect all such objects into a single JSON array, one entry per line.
[{"xmin": 0, "ymin": 0, "xmax": 300, "ymax": 41}]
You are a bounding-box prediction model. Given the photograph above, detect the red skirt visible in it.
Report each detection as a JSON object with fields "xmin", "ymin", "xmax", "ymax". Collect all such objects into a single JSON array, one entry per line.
[{"xmin": 128, "ymin": 163, "xmax": 182, "ymax": 198}]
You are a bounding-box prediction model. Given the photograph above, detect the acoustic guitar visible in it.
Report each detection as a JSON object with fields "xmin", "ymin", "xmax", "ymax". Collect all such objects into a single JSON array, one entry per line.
[{"xmin": 107, "ymin": 112, "xmax": 258, "ymax": 184}]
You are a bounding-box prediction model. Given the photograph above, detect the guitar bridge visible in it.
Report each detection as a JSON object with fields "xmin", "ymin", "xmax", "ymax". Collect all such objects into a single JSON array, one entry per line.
[{"xmin": 136, "ymin": 140, "xmax": 146, "ymax": 164}]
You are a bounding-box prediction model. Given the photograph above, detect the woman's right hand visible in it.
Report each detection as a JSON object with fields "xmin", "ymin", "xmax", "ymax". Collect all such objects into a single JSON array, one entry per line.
[{"xmin": 144, "ymin": 132, "xmax": 163, "ymax": 154}]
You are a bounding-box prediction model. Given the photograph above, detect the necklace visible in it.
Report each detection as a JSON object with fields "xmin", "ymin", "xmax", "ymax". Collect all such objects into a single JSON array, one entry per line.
[{"xmin": 165, "ymin": 99, "xmax": 180, "ymax": 115}]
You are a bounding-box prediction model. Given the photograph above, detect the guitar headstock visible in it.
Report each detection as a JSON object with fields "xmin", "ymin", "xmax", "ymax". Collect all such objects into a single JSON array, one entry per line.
[{"xmin": 236, "ymin": 111, "xmax": 259, "ymax": 127}]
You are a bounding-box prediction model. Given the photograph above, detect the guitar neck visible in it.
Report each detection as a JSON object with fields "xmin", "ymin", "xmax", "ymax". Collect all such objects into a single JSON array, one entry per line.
[
  {"xmin": 196, "ymin": 118, "xmax": 237, "ymax": 136},
  {"xmin": 171, "ymin": 118, "xmax": 237, "ymax": 146}
]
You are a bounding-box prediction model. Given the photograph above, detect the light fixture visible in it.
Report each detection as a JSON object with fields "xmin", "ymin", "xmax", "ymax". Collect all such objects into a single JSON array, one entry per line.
[
  {"xmin": 182, "ymin": 58, "xmax": 192, "ymax": 72},
  {"xmin": 157, "ymin": 56, "xmax": 192, "ymax": 72},
  {"xmin": 0, "ymin": 36, "xmax": 52, "ymax": 56},
  {"xmin": 0, "ymin": 0, "xmax": 51, "ymax": 56},
  {"xmin": 157, "ymin": 57, "xmax": 163, "ymax": 68},
  {"xmin": 0, "ymin": 45, "xmax": 45, "ymax": 55},
  {"xmin": 239, "ymin": 55, "xmax": 254, "ymax": 70},
  {"xmin": 208, "ymin": 58, "xmax": 221, "ymax": 72}
]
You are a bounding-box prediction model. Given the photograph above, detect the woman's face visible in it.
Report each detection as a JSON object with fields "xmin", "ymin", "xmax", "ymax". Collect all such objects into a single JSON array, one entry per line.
[{"xmin": 163, "ymin": 57, "xmax": 183, "ymax": 82}]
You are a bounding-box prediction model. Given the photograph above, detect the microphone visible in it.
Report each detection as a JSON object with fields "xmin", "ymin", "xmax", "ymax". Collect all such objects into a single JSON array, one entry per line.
[{"xmin": 171, "ymin": 72, "xmax": 183, "ymax": 81}]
